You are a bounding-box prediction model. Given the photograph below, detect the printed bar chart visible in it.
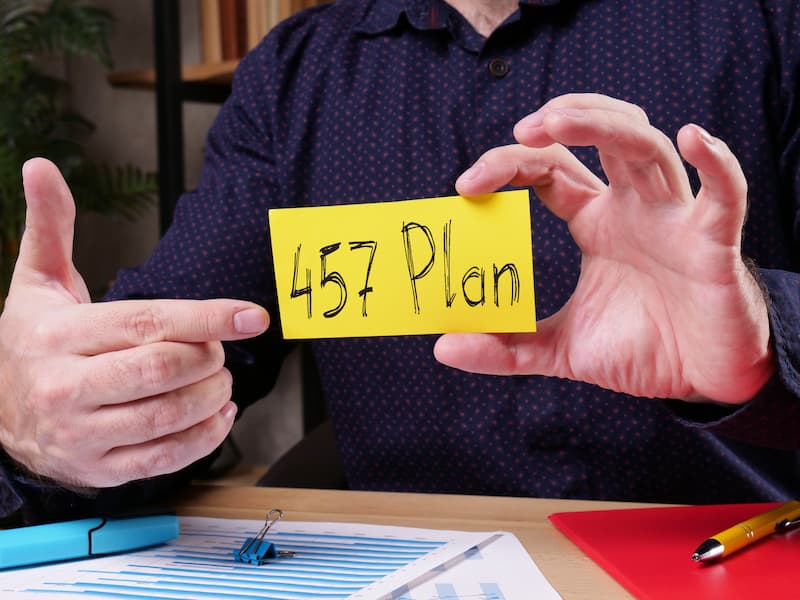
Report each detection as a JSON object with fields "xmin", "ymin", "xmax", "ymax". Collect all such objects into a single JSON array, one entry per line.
[{"xmin": 2, "ymin": 517, "xmax": 496, "ymax": 599}]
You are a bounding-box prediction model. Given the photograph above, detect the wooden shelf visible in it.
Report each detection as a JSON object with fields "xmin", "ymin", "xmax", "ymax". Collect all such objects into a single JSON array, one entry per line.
[{"xmin": 108, "ymin": 59, "xmax": 238, "ymax": 90}]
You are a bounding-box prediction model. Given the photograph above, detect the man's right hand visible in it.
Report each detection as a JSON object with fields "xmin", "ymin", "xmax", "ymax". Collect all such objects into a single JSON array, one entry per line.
[{"xmin": 0, "ymin": 158, "xmax": 270, "ymax": 488}]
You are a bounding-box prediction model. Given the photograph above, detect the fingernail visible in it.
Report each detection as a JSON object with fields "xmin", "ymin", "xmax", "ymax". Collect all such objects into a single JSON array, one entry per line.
[
  {"xmin": 221, "ymin": 402, "xmax": 238, "ymax": 421},
  {"xmin": 21, "ymin": 158, "xmax": 35, "ymax": 180},
  {"xmin": 459, "ymin": 161, "xmax": 485, "ymax": 182},
  {"xmin": 694, "ymin": 124, "xmax": 715, "ymax": 146},
  {"xmin": 234, "ymin": 308, "xmax": 268, "ymax": 334},
  {"xmin": 549, "ymin": 108, "xmax": 588, "ymax": 121},
  {"xmin": 518, "ymin": 111, "xmax": 545, "ymax": 129}
]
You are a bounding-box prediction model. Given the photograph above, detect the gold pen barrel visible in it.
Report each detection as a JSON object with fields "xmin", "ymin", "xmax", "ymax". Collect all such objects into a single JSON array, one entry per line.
[{"xmin": 714, "ymin": 500, "xmax": 800, "ymax": 556}]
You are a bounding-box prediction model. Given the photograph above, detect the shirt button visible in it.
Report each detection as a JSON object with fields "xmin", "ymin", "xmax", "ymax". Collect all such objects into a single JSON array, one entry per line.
[{"xmin": 488, "ymin": 57, "xmax": 510, "ymax": 78}]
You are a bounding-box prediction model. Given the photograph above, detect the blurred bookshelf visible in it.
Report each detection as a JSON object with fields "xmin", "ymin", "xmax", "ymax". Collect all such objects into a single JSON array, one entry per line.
[
  {"xmin": 107, "ymin": 60, "xmax": 238, "ymax": 91},
  {"xmin": 108, "ymin": 1, "xmax": 325, "ymax": 92},
  {"xmin": 108, "ymin": 1, "xmax": 327, "ymax": 232}
]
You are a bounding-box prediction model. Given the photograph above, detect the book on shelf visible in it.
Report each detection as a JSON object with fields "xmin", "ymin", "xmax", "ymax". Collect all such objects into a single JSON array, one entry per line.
[
  {"xmin": 218, "ymin": 0, "xmax": 240, "ymax": 60},
  {"xmin": 246, "ymin": 0, "xmax": 268, "ymax": 51},
  {"xmin": 198, "ymin": 0, "xmax": 222, "ymax": 63},
  {"xmin": 199, "ymin": 0, "xmax": 329, "ymax": 65}
]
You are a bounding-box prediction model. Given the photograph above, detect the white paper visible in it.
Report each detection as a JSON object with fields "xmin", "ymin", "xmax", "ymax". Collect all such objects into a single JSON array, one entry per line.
[
  {"xmin": 392, "ymin": 531, "xmax": 562, "ymax": 600},
  {"xmin": 1, "ymin": 516, "xmax": 560, "ymax": 599}
]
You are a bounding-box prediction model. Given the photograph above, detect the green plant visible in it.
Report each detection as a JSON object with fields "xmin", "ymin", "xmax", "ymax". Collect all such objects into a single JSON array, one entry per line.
[{"xmin": 0, "ymin": 0, "xmax": 157, "ymax": 294}]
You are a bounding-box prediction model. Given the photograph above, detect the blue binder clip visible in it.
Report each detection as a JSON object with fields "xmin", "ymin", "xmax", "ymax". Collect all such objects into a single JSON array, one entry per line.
[{"xmin": 234, "ymin": 509, "xmax": 294, "ymax": 565}]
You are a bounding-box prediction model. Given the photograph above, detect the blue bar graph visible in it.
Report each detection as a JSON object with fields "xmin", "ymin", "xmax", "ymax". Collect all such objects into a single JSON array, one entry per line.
[{"xmin": 4, "ymin": 518, "xmax": 460, "ymax": 599}]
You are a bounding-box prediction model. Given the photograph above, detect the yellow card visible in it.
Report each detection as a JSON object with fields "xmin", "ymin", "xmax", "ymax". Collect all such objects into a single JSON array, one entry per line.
[{"xmin": 269, "ymin": 191, "xmax": 536, "ymax": 339}]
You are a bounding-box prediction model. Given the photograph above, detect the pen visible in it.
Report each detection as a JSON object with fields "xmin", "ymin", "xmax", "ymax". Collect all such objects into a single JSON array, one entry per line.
[
  {"xmin": 691, "ymin": 500, "xmax": 800, "ymax": 562},
  {"xmin": 0, "ymin": 513, "xmax": 179, "ymax": 570}
]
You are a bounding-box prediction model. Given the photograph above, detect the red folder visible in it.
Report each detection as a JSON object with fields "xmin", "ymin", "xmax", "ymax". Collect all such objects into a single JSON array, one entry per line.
[{"xmin": 549, "ymin": 503, "xmax": 800, "ymax": 599}]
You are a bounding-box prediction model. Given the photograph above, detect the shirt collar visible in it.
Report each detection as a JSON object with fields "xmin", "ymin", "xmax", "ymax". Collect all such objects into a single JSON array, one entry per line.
[{"xmin": 355, "ymin": 0, "xmax": 567, "ymax": 36}]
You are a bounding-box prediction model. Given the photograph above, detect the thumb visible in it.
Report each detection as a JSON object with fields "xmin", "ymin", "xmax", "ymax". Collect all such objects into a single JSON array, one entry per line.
[
  {"xmin": 434, "ymin": 324, "xmax": 560, "ymax": 377},
  {"xmin": 14, "ymin": 158, "xmax": 82, "ymax": 298}
]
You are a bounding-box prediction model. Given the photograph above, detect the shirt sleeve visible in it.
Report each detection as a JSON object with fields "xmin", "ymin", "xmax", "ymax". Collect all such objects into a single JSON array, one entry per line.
[
  {"xmin": 0, "ymin": 446, "xmax": 217, "ymax": 524},
  {"xmin": 669, "ymin": 4, "xmax": 800, "ymax": 448},
  {"xmin": 668, "ymin": 269, "xmax": 800, "ymax": 449},
  {"xmin": 0, "ymin": 456, "xmax": 23, "ymax": 520}
]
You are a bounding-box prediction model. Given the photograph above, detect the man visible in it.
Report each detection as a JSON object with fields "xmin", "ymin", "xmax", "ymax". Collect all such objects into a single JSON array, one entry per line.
[{"xmin": 1, "ymin": 0, "xmax": 799, "ymax": 523}]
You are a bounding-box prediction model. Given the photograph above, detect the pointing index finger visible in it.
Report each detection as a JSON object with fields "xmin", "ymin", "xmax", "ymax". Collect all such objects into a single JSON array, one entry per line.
[{"xmin": 67, "ymin": 298, "xmax": 269, "ymax": 355}]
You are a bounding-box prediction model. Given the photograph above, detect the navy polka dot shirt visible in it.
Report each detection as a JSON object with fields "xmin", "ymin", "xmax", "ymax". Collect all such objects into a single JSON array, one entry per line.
[{"xmin": 5, "ymin": 0, "xmax": 800, "ymax": 521}]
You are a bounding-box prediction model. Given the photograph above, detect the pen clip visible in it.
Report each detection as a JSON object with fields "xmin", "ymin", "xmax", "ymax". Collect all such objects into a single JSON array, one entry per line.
[{"xmin": 776, "ymin": 517, "xmax": 800, "ymax": 532}]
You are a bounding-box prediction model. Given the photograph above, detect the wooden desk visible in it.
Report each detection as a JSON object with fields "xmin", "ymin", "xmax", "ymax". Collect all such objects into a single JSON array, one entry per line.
[{"xmin": 173, "ymin": 485, "xmax": 656, "ymax": 599}]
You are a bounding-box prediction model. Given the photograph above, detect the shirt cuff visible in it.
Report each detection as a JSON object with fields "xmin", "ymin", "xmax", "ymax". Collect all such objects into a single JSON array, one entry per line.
[
  {"xmin": 760, "ymin": 268, "xmax": 800, "ymax": 393},
  {"xmin": 667, "ymin": 268, "xmax": 800, "ymax": 448},
  {"xmin": 0, "ymin": 454, "xmax": 24, "ymax": 519},
  {"xmin": 667, "ymin": 374, "xmax": 800, "ymax": 448}
]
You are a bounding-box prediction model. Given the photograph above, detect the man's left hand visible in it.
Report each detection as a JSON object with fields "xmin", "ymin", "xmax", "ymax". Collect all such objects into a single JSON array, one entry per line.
[{"xmin": 434, "ymin": 93, "xmax": 774, "ymax": 404}]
